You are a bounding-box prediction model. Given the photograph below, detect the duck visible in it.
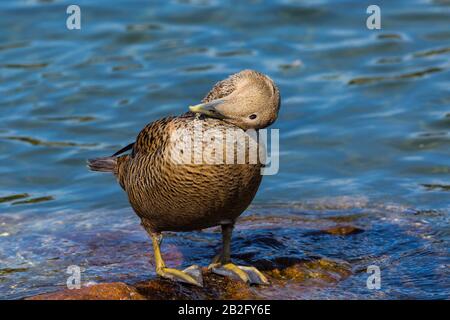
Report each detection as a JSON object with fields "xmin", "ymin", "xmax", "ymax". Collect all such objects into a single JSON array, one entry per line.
[{"xmin": 88, "ymin": 69, "xmax": 280, "ymax": 287}]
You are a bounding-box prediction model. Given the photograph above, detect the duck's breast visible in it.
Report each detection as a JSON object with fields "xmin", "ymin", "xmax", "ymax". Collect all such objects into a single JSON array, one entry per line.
[{"xmin": 124, "ymin": 117, "xmax": 264, "ymax": 232}]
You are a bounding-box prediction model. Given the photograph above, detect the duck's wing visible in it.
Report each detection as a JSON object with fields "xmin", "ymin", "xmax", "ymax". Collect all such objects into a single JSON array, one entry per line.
[
  {"xmin": 88, "ymin": 142, "xmax": 134, "ymax": 174},
  {"xmin": 131, "ymin": 116, "xmax": 176, "ymax": 157},
  {"xmin": 111, "ymin": 142, "xmax": 135, "ymax": 157}
]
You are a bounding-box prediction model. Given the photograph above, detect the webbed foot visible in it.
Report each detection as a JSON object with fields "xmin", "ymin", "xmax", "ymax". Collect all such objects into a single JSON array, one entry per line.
[
  {"xmin": 208, "ymin": 262, "xmax": 269, "ymax": 285},
  {"xmin": 157, "ymin": 264, "xmax": 203, "ymax": 287}
]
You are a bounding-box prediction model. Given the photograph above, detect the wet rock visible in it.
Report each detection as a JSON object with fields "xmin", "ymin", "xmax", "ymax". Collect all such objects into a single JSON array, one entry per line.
[
  {"xmin": 267, "ymin": 258, "xmax": 352, "ymax": 284},
  {"xmin": 135, "ymin": 268, "xmax": 257, "ymax": 300},
  {"xmin": 305, "ymin": 225, "xmax": 364, "ymax": 236},
  {"xmin": 26, "ymin": 259, "xmax": 354, "ymax": 300},
  {"xmin": 26, "ymin": 271, "xmax": 258, "ymax": 300},
  {"xmin": 26, "ymin": 283, "xmax": 145, "ymax": 300},
  {"xmin": 321, "ymin": 225, "xmax": 364, "ymax": 236}
]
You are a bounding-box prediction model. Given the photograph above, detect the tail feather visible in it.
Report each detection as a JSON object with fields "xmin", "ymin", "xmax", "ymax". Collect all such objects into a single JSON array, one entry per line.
[{"xmin": 87, "ymin": 157, "xmax": 117, "ymax": 173}]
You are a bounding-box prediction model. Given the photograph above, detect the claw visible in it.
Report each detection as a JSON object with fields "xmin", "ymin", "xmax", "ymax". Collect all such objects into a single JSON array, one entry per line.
[
  {"xmin": 237, "ymin": 266, "xmax": 269, "ymax": 285},
  {"xmin": 183, "ymin": 265, "xmax": 204, "ymax": 286},
  {"xmin": 209, "ymin": 263, "xmax": 269, "ymax": 285},
  {"xmin": 157, "ymin": 265, "xmax": 203, "ymax": 287}
]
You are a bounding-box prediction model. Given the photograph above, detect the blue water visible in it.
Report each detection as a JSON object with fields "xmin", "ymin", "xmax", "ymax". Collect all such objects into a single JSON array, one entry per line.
[{"xmin": 0, "ymin": 0, "xmax": 449, "ymax": 299}]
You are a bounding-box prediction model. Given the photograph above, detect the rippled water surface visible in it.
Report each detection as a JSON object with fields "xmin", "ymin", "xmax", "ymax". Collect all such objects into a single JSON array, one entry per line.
[{"xmin": 0, "ymin": 0, "xmax": 449, "ymax": 299}]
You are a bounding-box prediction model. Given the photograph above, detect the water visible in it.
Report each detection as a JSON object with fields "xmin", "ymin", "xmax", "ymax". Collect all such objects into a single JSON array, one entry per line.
[{"xmin": 0, "ymin": 0, "xmax": 449, "ymax": 299}]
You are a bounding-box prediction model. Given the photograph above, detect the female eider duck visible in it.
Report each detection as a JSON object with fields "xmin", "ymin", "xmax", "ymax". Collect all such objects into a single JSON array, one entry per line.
[{"xmin": 88, "ymin": 70, "xmax": 280, "ymax": 286}]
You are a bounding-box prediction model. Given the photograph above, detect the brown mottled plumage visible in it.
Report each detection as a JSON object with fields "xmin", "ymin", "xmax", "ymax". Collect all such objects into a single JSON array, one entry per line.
[
  {"xmin": 88, "ymin": 70, "xmax": 280, "ymax": 286},
  {"xmin": 115, "ymin": 117, "xmax": 262, "ymax": 232}
]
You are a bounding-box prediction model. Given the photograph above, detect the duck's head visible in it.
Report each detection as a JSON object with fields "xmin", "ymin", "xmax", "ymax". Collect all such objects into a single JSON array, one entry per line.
[{"xmin": 189, "ymin": 70, "xmax": 280, "ymax": 130}]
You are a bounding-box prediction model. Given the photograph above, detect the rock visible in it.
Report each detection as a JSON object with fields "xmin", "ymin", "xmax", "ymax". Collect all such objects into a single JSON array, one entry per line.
[
  {"xmin": 26, "ymin": 259, "xmax": 353, "ymax": 300},
  {"xmin": 322, "ymin": 225, "xmax": 364, "ymax": 236},
  {"xmin": 134, "ymin": 268, "xmax": 257, "ymax": 300},
  {"xmin": 26, "ymin": 282, "xmax": 145, "ymax": 300},
  {"xmin": 266, "ymin": 258, "xmax": 352, "ymax": 284},
  {"xmin": 305, "ymin": 225, "xmax": 364, "ymax": 236},
  {"xmin": 26, "ymin": 270, "xmax": 258, "ymax": 300}
]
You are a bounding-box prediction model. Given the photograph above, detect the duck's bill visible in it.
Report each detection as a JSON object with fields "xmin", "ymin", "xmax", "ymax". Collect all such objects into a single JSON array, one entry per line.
[{"xmin": 189, "ymin": 99, "xmax": 226, "ymax": 119}]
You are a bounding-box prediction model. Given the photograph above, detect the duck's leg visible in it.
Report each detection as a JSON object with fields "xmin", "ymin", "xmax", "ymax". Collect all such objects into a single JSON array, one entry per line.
[
  {"xmin": 151, "ymin": 232, "xmax": 203, "ymax": 287},
  {"xmin": 208, "ymin": 224, "xmax": 269, "ymax": 285}
]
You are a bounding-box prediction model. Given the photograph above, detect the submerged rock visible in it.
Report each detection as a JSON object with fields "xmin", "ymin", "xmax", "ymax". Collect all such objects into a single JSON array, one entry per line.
[
  {"xmin": 267, "ymin": 258, "xmax": 352, "ymax": 284},
  {"xmin": 321, "ymin": 225, "xmax": 364, "ymax": 236}
]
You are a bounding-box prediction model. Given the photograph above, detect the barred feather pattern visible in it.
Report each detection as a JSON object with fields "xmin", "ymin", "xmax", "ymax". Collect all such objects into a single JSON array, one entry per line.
[{"xmin": 114, "ymin": 115, "xmax": 263, "ymax": 232}]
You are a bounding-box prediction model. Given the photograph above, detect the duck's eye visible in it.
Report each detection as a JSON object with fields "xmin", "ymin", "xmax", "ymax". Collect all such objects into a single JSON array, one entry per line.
[{"xmin": 249, "ymin": 114, "xmax": 257, "ymax": 120}]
